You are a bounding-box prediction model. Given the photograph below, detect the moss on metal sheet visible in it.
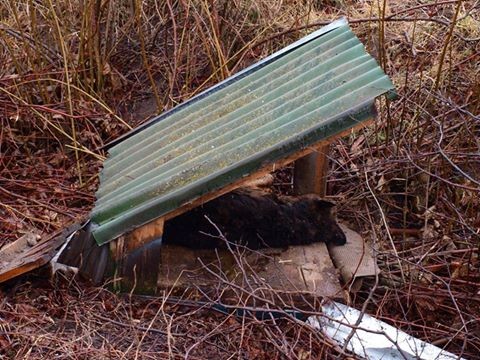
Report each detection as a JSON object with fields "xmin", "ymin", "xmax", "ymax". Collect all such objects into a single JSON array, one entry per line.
[
  {"xmin": 98, "ymin": 54, "xmax": 377, "ymax": 198},
  {"xmin": 91, "ymin": 19, "xmax": 396, "ymax": 244},
  {"xmin": 92, "ymin": 101, "xmax": 377, "ymax": 242}
]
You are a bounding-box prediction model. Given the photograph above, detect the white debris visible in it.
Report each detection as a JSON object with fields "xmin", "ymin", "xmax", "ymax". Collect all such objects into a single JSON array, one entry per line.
[
  {"xmin": 50, "ymin": 231, "xmax": 78, "ymax": 275},
  {"xmin": 26, "ymin": 233, "xmax": 40, "ymax": 247},
  {"xmin": 307, "ymin": 302, "xmax": 464, "ymax": 360}
]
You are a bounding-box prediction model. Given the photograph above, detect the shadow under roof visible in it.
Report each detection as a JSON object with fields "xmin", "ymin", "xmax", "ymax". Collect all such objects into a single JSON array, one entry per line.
[{"xmin": 91, "ymin": 18, "xmax": 395, "ymax": 245}]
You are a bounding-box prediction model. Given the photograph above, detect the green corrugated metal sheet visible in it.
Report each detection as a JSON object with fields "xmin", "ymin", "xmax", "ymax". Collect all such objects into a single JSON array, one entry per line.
[{"xmin": 91, "ymin": 18, "xmax": 395, "ymax": 245}]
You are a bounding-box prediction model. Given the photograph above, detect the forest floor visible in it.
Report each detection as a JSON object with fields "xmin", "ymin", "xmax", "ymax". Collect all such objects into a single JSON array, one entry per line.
[{"xmin": 0, "ymin": 0, "xmax": 479, "ymax": 358}]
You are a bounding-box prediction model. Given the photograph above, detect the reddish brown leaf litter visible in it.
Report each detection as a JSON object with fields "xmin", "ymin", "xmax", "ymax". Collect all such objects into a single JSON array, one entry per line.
[
  {"xmin": 1, "ymin": 0, "xmax": 479, "ymax": 358},
  {"xmin": 0, "ymin": 278, "xmax": 340, "ymax": 359}
]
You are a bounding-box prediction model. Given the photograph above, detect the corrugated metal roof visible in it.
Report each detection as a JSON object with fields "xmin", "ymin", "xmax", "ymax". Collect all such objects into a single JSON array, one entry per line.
[{"xmin": 91, "ymin": 18, "xmax": 395, "ymax": 245}]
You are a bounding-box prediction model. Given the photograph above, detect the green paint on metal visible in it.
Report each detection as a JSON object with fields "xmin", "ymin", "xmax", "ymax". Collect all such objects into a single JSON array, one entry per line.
[{"xmin": 91, "ymin": 19, "xmax": 395, "ymax": 245}]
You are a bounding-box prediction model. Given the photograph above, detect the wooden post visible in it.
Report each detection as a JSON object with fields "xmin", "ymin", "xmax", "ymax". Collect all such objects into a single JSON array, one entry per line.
[
  {"xmin": 293, "ymin": 143, "xmax": 330, "ymax": 196},
  {"xmin": 110, "ymin": 217, "xmax": 164, "ymax": 294}
]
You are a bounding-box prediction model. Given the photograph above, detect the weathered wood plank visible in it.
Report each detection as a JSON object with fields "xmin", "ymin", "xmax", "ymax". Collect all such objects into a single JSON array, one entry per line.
[
  {"xmin": 0, "ymin": 222, "xmax": 84, "ymax": 284},
  {"xmin": 110, "ymin": 218, "xmax": 164, "ymax": 294},
  {"xmin": 124, "ymin": 217, "xmax": 164, "ymax": 254},
  {"xmin": 157, "ymin": 243, "xmax": 345, "ymax": 301},
  {"xmin": 293, "ymin": 143, "xmax": 330, "ymax": 196}
]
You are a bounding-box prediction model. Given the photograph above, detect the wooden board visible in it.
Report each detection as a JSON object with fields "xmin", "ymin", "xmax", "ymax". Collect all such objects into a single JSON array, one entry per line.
[
  {"xmin": 0, "ymin": 222, "xmax": 84, "ymax": 283},
  {"xmin": 109, "ymin": 218, "xmax": 164, "ymax": 293},
  {"xmin": 293, "ymin": 143, "xmax": 330, "ymax": 196},
  {"xmin": 157, "ymin": 243, "xmax": 345, "ymax": 301}
]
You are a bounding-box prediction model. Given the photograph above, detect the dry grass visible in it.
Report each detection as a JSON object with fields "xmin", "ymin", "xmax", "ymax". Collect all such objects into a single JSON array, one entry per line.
[
  {"xmin": 0, "ymin": 277, "xmax": 338, "ymax": 359},
  {"xmin": 1, "ymin": 0, "xmax": 479, "ymax": 358}
]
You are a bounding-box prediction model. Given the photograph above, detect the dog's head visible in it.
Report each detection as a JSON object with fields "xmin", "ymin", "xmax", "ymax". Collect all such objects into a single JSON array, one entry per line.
[{"xmin": 298, "ymin": 196, "xmax": 346, "ymax": 246}]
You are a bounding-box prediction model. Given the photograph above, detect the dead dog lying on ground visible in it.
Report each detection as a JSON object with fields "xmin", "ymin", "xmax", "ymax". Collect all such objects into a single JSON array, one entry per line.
[{"xmin": 164, "ymin": 188, "xmax": 346, "ymax": 249}]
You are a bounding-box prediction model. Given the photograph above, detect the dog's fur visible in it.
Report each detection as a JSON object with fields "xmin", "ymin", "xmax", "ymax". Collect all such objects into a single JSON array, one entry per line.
[{"xmin": 163, "ymin": 188, "xmax": 346, "ymax": 249}]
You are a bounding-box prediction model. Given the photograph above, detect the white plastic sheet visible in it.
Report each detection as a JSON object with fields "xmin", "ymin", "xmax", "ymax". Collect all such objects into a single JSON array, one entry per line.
[{"xmin": 307, "ymin": 301, "xmax": 465, "ymax": 360}]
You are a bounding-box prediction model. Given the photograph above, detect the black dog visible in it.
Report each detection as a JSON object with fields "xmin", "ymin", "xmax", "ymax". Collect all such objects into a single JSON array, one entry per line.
[{"xmin": 163, "ymin": 188, "xmax": 346, "ymax": 249}]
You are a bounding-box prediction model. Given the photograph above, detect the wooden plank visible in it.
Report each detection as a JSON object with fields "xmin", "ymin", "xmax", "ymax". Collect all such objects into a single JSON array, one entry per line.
[
  {"xmin": 157, "ymin": 243, "xmax": 345, "ymax": 301},
  {"xmin": 110, "ymin": 217, "xmax": 164, "ymax": 294},
  {"xmin": 158, "ymin": 245, "xmax": 236, "ymax": 289},
  {"xmin": 0, "ymin": 257, "xmax": 49, "ymax": 283},
  {"xmin": 124, "ymin": 217, "xmax": 164, "ymax": 254},
  {"xmin": 0, "ymin": 233, "xmax": 41, "ymax": 265},
  {"xmin": 293, "ymin": 143, "xmax": 330, "ymax": 196},
  {"xmin": 0, "ymin": 222, "xmax": 84, "ymax": 284},
  {"xmin": 252, "ymin": 243, "xmax": 344, "ymax": 298}
]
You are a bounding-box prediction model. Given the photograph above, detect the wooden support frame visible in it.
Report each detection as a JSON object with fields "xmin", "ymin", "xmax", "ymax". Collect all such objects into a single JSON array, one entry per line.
[
  {"xmin": 110, "ymin": 217, "xmax": 164, "ymax": 293},
  {"xmin": 293, "ymin": 143, "xmax": 330, "ymax": 196}
]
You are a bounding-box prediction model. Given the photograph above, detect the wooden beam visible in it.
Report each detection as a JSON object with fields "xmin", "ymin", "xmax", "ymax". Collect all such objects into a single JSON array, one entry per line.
[
  {"xmin": 110, "ymin": 217, "xmax": 164, "ymax": 294},
  {"xmin": 293, "ymin": 143, "xmax": 330, "ymax": 196}
]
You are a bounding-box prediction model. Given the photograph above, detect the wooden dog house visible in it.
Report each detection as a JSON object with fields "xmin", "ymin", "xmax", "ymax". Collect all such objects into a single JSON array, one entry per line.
[{"xmin": 0, "ymin": 19, "xmax": 394, "ymax": 296}]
